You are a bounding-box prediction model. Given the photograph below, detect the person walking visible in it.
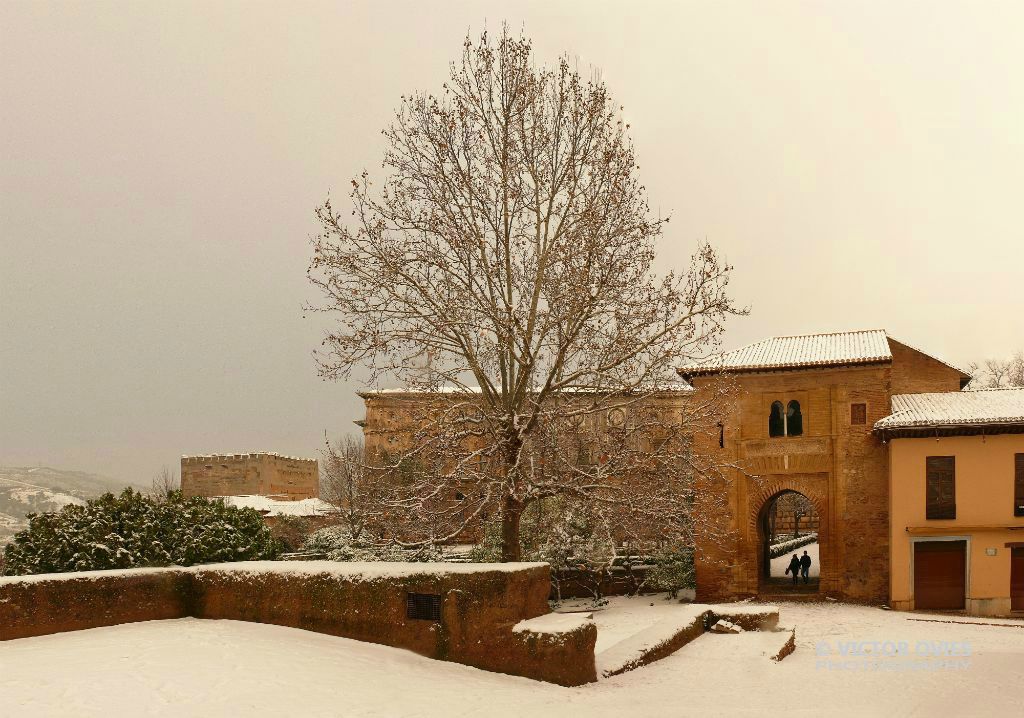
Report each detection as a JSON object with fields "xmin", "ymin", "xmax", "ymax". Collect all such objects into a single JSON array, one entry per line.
[
  {"xmin": 800, "ymin": 550, "xmax": 813, "ymax": 584},
  {"xmin": 786, "ymin": 554, "xmax": 801, "ymax": 585}
]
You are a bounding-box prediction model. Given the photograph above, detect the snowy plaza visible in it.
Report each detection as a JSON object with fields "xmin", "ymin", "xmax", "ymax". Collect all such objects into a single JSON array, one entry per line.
[{"xmin": 2, "ymin": 597, "xmax": 1022, "ymax": 717}]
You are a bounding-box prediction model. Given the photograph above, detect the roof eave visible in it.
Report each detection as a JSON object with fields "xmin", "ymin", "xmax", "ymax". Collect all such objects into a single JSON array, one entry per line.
[
  {"xmin": 680, "ymin": 357, "xmax": 892, "ymax": 379},
  {"xmin": 874, "ymin": 421, "xmax": 1024, "ymax": 440}
]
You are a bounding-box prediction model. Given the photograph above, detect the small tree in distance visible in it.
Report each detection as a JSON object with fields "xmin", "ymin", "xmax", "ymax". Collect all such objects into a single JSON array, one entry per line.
[
  {"xmin": 319, "ymin": 433, "xmax": 387, "ymax": 541},
  {"xmin": 150, "ymin": 465, "xmax": 180, "ymax": 503},
  {"xmin": 308, "ymin": 28, "xmax": 744, "ymax": 560}
]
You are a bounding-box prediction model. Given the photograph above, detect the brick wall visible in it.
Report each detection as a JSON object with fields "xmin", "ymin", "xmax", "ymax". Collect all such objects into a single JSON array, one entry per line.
[
  {"xmin": 0, "ymin": 562, "xmax": 596, "ymax": 686},
  {"xmin": 692, "ymin": 341, "xmax": 968, "ymax": 604}
]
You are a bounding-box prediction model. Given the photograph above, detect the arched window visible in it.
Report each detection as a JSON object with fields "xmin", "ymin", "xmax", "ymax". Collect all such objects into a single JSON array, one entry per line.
[
  {"xmin": 769, "ymin": 401, "xmax": 785, "ymax": 437},
  {"xmin": 787, "ymin": 400, "xmax": 803, "ymax": 436}
]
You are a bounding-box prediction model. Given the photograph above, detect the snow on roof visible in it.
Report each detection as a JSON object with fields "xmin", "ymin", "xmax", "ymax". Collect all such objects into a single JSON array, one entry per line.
[
  {"xmin": 359, "ymin": 382, "xmax": 693, "ymax": 398},
  {"xmin": 217, "ymin": 495, "xmax": 336, "ymax": 517},
  {"xmin": 680, "ymin": 329, "xmax": 892, "ymax": 375},
  {"xmin": 875, "ymin": 387, "xmax": 1024, "ymax": 430}
]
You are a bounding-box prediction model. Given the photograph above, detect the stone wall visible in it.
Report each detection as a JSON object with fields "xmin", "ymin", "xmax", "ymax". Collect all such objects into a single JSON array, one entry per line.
[
  {"xmin": 0, "ymin": 562, "xmax": 596, "ymax": 686},
  {"xmin": 180, "ymin": 453, "xmax": 319, "ymax": 501},
  {"xmin": 0, "ymin": 568, "xmax": 192, "ymax": 640}
]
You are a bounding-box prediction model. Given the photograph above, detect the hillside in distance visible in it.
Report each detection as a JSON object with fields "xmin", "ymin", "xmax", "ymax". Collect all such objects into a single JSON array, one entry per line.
[{"xmin": 0, "ymin": 466, "xmax": 148, "ymax": 547}]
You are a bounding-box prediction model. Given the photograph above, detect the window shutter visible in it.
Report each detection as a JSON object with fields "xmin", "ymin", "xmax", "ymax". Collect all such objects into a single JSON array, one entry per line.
[
  {"xmin": 1015, "ymin": 454, "xmax": 1024, "ymax": 518},
  {"xmin": 851, "ymin": 403, "xmax": 867, "ymax": 425},
  {"xmin": 926, "ymin": 456, "xmax": 956, "ymax": 520}
]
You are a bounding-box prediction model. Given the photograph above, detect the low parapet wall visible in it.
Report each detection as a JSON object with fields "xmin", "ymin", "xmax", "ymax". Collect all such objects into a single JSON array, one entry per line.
[{"xmin": 0, "ymin": 562, "xmax": 597, "ymax": 686}]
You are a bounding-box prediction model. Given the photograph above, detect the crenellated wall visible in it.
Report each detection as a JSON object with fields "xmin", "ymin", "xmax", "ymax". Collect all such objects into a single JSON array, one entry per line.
[{"xmin": 180, "ymin": 453, "xmax": 319, "ymax": 501}]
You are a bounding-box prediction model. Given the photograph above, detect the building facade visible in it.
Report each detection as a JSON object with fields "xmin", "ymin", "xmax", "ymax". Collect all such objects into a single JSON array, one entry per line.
[
  {"xmin": 356, "ymin": 329, "xmax": 1024, "ymax": 615},
  {"xmin": 180, "ymin": 452, "xmax": 319, "ymax": 501},
  {"xmin": 877, "ymin": 388, "xmax": 1024, "ymax": 615},
  {"xmin": 681, "ymin": 329, "xmax": 969, "ymax": 604}
]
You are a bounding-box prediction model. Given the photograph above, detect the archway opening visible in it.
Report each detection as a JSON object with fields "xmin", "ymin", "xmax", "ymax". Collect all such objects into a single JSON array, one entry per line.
[{"xmin": 758, "ymin": 490, "xmax": 820, "ymax": 593}]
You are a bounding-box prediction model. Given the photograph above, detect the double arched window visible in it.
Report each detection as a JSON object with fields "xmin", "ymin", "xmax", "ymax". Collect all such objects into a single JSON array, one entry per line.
[{"xmin": 769, "ymin": 400, "xmax": 803, "ymax": 437}]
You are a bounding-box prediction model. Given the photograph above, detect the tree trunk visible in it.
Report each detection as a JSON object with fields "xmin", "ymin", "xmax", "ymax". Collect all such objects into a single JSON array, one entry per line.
[{"xmin": 501, "ymin": 495, "xmax": 524, "ymax": 562}]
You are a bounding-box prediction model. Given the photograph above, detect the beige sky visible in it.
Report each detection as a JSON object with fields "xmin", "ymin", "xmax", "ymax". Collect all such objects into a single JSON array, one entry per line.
[{"xmin": 1, "ymin": 1, "xmax": 1022, "ymax": 483}]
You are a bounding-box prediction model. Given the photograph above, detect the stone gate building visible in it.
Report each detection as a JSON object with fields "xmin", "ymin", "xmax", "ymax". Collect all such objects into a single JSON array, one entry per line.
[{"xmin": 680, "ymin": 329, "xmax": 970, "ymax": 603}]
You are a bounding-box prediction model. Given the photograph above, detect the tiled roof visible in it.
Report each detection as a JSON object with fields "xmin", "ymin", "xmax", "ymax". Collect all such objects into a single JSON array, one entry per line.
[
  {"xmin": 680, "ymin": 329, "xmax": 893, "ymax": 375},
  {"xmin": 875, "ymin": 387, "xmax": 1024, "ymax": 430}
]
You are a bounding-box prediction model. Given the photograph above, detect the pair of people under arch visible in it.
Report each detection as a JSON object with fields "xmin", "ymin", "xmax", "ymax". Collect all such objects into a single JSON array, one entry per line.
[{"xmin": 786, "ymin": 550, "xmax": 813, "ymax": 585}]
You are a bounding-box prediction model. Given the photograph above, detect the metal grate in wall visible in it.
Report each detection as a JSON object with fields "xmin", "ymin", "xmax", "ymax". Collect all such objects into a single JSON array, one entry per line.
[{"xmin": 406, "ymin": 592, "xmax": 442, "ymax": 621}]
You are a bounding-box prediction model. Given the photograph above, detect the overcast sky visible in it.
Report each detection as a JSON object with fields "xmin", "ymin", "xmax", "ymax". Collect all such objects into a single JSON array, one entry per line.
[{"xmin": 2, "ymin": 1, "xmax": 1022, "ymax": 483}]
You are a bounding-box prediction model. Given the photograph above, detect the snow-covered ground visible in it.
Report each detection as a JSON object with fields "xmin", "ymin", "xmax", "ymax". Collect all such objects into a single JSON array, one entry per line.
[
  {"xmin": 560, "ymin": 593, "xmax": 700, "ymax": 653},
  {"xmin": 2, "ymin": 601, "xmax": 1022, "ymax": 717},
  {"xmin": 770, "ymin": 539, "xmax": 820, "ymax": 578}
]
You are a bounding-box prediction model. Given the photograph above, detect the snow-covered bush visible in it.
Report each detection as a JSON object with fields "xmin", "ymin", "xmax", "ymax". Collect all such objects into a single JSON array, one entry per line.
[
  {"xmin": 1, "ymin": 489, "xmax": 280, "ymax": 575},
  {"xmin": 301, "ymin": 525, "xmax": 442, "ymax": 562},
  {"xmin": 465, "ymin": 499, "xmax": 617, "ymax": 604},
  {"xmin": 768, "ymin": 532, "xmax": 817, "ymax": 559},
  {"xmin": 642, "ymin": 547, "xmax": 695, "ymax": 598}
]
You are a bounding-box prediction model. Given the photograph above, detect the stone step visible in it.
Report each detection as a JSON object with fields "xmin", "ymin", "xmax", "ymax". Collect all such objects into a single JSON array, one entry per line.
[{"xmin": 595, "ymin": 604, "xmax": 787, "ymax": 678}]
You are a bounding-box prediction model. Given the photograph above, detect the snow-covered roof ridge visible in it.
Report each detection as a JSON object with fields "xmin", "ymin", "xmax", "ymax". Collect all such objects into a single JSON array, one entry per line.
[
  {"xmin": 875, "ymin": 387, "xmax": 1024, "ymax": 430},
  {"xmin": 680, "ymin": 329, "xmax": 892, "ymax": 375},
  {"xmin": 180, "ymin": 452, "xmax": 316, "ymax": 463}
]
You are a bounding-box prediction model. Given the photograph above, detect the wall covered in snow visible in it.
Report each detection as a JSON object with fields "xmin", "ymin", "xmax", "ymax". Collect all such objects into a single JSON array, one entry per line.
[{"xmin": 0, "ymin": 561, "xmax": 597, "ymax": 686}]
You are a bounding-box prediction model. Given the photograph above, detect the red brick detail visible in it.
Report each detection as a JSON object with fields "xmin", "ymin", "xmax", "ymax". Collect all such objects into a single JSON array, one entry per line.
[{"xmin": 746, "ymin": 477, "xmax": 828, "ymax": 543}]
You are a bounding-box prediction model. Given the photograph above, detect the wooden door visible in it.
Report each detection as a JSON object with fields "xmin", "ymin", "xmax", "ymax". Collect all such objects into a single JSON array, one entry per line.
[
  {"xmin": 1012, "ymin": 548, "xmax": 1024, "ymax": 612},
  {"xmin": 914, "ymin": 540, "xmax": 966, "ymax": 610}
]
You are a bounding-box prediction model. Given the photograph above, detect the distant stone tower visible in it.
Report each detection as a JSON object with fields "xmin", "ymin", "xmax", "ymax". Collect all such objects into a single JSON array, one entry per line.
[{"xmin": 180, "ymin": 452, "xmax": 319, "ymax": 500}]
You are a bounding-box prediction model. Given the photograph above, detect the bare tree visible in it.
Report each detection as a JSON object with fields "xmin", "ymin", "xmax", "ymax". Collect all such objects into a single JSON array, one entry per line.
[
  {"xmin": 309, "ymin": 28, "xmax": 744, "ymax": 560},
  {"xmin": 773, "ymin": 492, "xmax": 814, "ymax": 540},
  {"xmin": 968, "ymin": 350, "xmax": 1024, "ymax": 389},
  {"xmin": 319, "ymin": 434, "xmax": 386, "ymax": 540},
  {"xmin": 150, "ymin": 466, "xmax": 179, "ymax": 502}
]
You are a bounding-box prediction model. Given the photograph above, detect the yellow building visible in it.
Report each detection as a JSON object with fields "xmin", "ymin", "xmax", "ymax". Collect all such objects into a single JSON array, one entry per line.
[{"xmin": 876, "ymin": 388, "xmax": 1024, "ymax": 616}]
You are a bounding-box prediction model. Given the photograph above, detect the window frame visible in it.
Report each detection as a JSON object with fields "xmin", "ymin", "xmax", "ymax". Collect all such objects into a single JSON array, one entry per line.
[
  {"xmin": 926, "ymin": 456, "xmax": 956, "ymax": 520},
  {"xmin": 786, "ymin": 400, "xmax": 803, "ymax": 437},
  {"xmin": 851, "ymin": 403, "xmax": 867, "ymax": 426},
  {"xmin": 769, "ymin": 401, "xmax": 785, "ymax": 438},
  {"xmin": 1015, "ymin": 453, "xmax": 1024, "ymax": 518}
]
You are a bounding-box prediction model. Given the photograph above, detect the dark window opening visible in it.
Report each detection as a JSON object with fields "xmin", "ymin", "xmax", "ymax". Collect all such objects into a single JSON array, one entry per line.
[
  {"xmin": 851, "ymin": 403, "xmax": 867, "ymax": 425},
  {"xmin": 786, "ymin": 400, "xmax": 803, "ymax": 437},
  {"xmin": 1015, "ymin": 454, "xmax": 1024, "ymax": 517},
  {"xmin": 926, "ymin": 456, "xmax": 956, "ymax": 520},
  {"xmin": 769, "ymin": 401, "xmax": 785, "ymax": 437},
  {"xmin": 406, "ymin": 593, "xmax": 442, "ymax": 621},
  {"xmin": 718, "ymin": 422, "xmax": 725, "ymax": 448}
]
